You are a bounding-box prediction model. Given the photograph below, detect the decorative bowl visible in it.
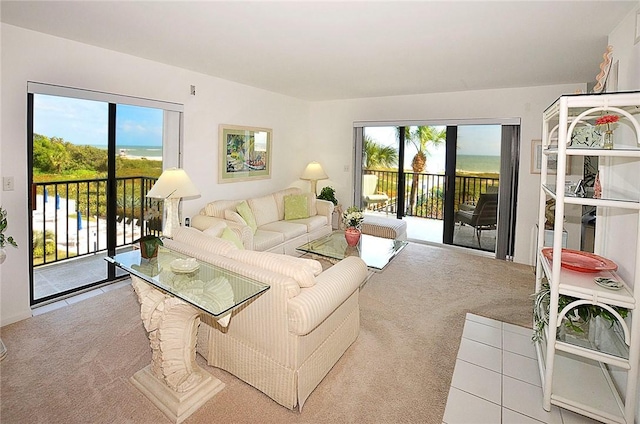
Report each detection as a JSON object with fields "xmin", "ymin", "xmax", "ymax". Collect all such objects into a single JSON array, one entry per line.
[{"xmin": 170, "ymin": 257, "xmax": 199, "ymax": 273}]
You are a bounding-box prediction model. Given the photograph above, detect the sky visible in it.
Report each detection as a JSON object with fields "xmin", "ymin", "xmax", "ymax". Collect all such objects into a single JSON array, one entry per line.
[
  {"xmin": 365, "ymin": 125, "xmax": 501, "ymax": 173},
  {"xmin": 34, "ymin": 94, "xmax": 163, "ymax": 147}
]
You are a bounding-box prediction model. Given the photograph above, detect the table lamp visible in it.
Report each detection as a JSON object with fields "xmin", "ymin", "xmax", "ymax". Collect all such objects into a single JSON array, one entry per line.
[
  {"xmin": 146, "ymin": 168, "xmax": 199, "ymax": 238},
  {"xmin": 300, "ymin": 161, "xmax": 328, "ymax": 195}
]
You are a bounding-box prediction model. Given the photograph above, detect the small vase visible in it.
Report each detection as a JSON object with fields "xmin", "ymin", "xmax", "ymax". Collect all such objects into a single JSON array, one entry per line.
[
  {"xmin": 593, "ymin": 171, "xmax": 601, "ymax": 199},
  {"xmin": 602, "ymin": 130, "xmax": 614, "ymax": 150},
  {"xmin": 345, "ymin": 227, "xmax": 361, "ymax": 247}
]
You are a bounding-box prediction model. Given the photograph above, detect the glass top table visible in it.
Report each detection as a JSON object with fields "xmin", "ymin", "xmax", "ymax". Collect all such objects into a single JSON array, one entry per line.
[
  {"xmin": 106, "ymin": 246, "xmax": 269, "ymax": 317},
  {"xmin": 296, "ymin": 230, "xmax": 408, "ymax": 271},
  {"xmin": 107, "ymin": 246, "xmax": 270, "ymax": 421}
]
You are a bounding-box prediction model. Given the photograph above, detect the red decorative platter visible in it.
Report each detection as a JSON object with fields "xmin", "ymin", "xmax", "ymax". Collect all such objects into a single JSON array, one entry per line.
[{"xmin": 541, "ymin": 248, "xmax": 617, "ymax": 273}]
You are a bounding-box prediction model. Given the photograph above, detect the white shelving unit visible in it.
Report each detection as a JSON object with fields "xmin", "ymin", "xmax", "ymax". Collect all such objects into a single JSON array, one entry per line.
[{"xmin": 535, "ymin": 91, "xmax": 640, "ymax": 423}]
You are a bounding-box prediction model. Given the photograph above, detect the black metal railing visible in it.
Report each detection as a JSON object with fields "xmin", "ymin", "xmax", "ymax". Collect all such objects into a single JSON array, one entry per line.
[
  {"xmin": 365, "ymin": 170, "xmax": 499, "ymax": 219},
  {"xmin": 32, "ymin": 176, "xmax": 159, "ymax": 267}
]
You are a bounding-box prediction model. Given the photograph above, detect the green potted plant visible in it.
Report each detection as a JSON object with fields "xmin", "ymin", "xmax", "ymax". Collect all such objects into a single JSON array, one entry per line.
[
  {"xmin": 0, "ymin": 206, "xmax": 18, "ymax": 264},
  {"xmin": 137, "ymin": 234, "xmax": 163, "ymax": 259},
  {"xmin": 532, "ymin": 281, "xmax": 629, "ymax": 343},
  {"xmin": 317, "ymin": 186, "xmax": 338, "ymax": 206}
]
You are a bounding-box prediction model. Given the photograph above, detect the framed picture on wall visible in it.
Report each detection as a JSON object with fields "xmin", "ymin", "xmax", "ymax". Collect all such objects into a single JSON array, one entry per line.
[
  {"xmin": 219, "ymin": 124, "xmax": 272, "ymax": 183},
  {"xmin": 531, "ymin": 139, "xmax": 570, "ymax": 175}
]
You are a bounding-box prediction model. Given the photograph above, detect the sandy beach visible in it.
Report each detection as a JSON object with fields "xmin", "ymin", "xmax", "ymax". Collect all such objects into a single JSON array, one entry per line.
[{"xmin": 121, "ymin": 154, "xmax": 162, "ymax": 161}]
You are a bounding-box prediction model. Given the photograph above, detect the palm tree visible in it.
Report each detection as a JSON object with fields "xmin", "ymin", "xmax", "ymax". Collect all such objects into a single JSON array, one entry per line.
[
  {"xmin": 363, "ymin": 135, "xmax": 398, "ymax": 170},
  {"xmin": 405, "ymin": 126, "xmax": 446, "ymax": 215}
]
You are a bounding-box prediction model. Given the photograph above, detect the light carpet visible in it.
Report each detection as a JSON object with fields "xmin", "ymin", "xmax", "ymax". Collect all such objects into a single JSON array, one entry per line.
[{"xmin": 0, "ymin": 242, "xmax": 534, "ymax": 423}]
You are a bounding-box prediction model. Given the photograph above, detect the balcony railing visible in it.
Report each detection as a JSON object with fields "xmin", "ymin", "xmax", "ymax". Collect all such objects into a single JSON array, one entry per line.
[
  {"xmin": 32, "ymin": 171, "xmax": 497, "ymax": 266},
  {"xmin": 32, "ymin": 176, "xmax": 159, "ymax": 267},
  {"xmin": 366, "ymin": 170, "xmax": 499, "ymax": 219}
]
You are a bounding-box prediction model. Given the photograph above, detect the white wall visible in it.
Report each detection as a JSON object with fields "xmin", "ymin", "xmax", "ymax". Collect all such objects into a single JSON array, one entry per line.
[
  {"xmin": 609, "ymin": 5, "xmax": 640, "ymax": 91},
  {"xmin": 2, "ymin": 7, "xmax": 639, "ymax": 326},
  {"xmin": 308, "ymin": 84, "xmax": 585, "ymax": 264},
  {"xmin": 603, "ymin": 5, "xmax": 640, "ymax": 287},
  {"xmin": 0, "ymin": 24, "xmax": 311, "ymax": 325},
  {"xmin": 607, "ymin": 9, "xmax": 640, "ymax": 423}
]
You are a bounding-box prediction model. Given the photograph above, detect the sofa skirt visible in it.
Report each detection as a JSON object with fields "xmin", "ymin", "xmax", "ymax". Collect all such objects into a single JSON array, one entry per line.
[{"xmin": 197, "ymin": 290, "xmax": 360, "ymax": 410}]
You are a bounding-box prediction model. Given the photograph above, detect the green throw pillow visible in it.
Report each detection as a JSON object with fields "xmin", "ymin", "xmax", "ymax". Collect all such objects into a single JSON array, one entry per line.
[
  {"xmin": 284, "ymin": 194, "xmax": 309, "ymax": 220},
  {"xmin": 221, "ymin": 227, "xmax": 244, "ymax": 249},
  {"xmin": 236, "ymin": 200, "xmax": 257, "ymax": 234}
]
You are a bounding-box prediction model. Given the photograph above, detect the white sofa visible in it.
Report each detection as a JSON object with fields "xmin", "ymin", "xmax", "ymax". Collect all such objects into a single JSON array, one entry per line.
[
  {"xmin": 162, "ymin": 227, "xmax": 368, "ymax": 410},
  {"xmin": 191, "ymin": 187, "xmax": 333, "ymax": 255}
]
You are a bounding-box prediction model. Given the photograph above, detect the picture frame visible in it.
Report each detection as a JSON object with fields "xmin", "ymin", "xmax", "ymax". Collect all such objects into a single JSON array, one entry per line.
[
  {"xmin": 219, "ymin": 124, "xmax": 272, "ymax": 183},
  {"xmin": 607, "ymin": 60, "xmax": 619, "ymax": 92},
  {"xmin": 635, "ymin": 9, "xmax": 640, "ymax": 45},
  {"xmin": 531, "ymin": 139, "xmax": 571, "ymax": 175}
]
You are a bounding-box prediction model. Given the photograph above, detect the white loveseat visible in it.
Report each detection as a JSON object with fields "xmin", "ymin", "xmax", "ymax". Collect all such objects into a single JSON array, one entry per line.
[
  {"xmin": 162, "ymin": 227, "xmax": 368, "ymax": 410},
  {"xmin": 191, "ymin": 187, "xmax": 333, "ymax": 255}
]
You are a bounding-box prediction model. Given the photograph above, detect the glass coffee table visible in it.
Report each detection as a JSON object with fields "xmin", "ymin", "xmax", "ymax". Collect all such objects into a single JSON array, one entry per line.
[{"xmin": 296, "ymin": 230, "xmax": 408, "ymax": 271}]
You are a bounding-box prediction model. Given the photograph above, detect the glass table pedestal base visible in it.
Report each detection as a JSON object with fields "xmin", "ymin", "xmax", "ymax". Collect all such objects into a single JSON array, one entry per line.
[
  {"xmin": 130, "ymin": 276, "xmax": 225, "ymax": 423},
  {"xmin": 130, "ymin": 365, "xmax": 224, "ymax": 424}
]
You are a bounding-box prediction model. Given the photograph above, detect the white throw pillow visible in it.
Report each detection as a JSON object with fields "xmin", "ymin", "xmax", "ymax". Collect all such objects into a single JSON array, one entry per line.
[
  {"xmin": 224, "ymin": 209, "xmax": 247, "ymax": 225},
  {"xmin": 305, "ymin": 192, "xmax": 318, "ymax": 217},
  {"xmin": 247, "ymin": 194, "xmax": 279, "ymax": 226},
  {"xmin": 203, "ymin": 221, "xmax": 227, "ymax": 237},
  {"xmin": 204, "ymin": 199, "xmax": 241, "ymax": 218}
]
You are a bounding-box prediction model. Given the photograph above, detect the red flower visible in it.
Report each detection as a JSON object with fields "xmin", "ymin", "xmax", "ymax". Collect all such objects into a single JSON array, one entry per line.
[{"xmin": 595, "ymin": 115, "xmax": 619, "ymax": 126}]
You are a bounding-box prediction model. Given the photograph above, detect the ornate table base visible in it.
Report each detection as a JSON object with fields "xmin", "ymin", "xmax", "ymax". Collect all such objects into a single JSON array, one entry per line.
[
  {"xmin": 131, "ymin": 365, "xmax": 224, "ymax": 424},
  {"xmin": 130, "ymin": 276, "xmax": 224, "ymax": 423}
]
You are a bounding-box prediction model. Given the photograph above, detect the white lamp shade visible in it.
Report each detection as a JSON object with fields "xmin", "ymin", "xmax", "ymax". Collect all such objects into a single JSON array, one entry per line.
[
  {"xmin": 300, "ymin": 162, "xmax": 328, "ymax": 181},
  {"xmin": 146, "ymin": 168, "xmax": 200, "ymax": 199}
]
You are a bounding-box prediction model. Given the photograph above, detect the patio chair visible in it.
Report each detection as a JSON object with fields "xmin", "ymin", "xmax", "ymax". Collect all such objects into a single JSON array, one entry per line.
[
  {"xmin": 455, "ymin": 192, "xmax": 498, "ymax": 247},
  {"xmin": 362, "ymin": 174, "xmax": 389, "ymax": 213}
]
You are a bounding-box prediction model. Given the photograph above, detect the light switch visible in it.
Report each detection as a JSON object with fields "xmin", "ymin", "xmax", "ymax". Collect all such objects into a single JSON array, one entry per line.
[{"xmin": 3, "ymin": 177, "xmax": 14, "ymax": 191}]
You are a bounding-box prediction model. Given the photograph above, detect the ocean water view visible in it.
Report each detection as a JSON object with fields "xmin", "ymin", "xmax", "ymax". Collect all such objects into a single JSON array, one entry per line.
[
  {"xmin": 424, "ymin": 154, "xmax": 500, "ymax": 174},
  {"xmin": 456, "ymin": 154, "xmax": 500, "ymax": 173},
  {"xmin": 98, "ymin": 145, "xmax": 163, "ymax": 160}
]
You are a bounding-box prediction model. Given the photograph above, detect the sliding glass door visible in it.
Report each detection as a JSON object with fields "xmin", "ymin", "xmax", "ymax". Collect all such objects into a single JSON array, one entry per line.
[
  {"xmin": 28, "ymin": 83, "xmax": 183, "ymax": 305},
  {"xmin": 355, "ymin": 120, "xmax": 519, "ymax": 259},
  {"xmin": 361, "ymin": 125, "xmax": 447, "ymax": 243},
  {"xmin": 448, "ymin": 125, "xmax": 501, "ymax": 252}
]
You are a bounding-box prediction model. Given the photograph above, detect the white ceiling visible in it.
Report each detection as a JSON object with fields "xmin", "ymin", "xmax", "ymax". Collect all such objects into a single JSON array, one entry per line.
[{"xmin": 1, "ymin": 1, "xmax": 637, "ymax": 101}]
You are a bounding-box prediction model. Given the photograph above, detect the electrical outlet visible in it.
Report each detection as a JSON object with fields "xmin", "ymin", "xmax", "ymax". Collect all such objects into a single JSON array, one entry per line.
[
  {"xmin": 343, "ymin": 165, "xmax": 350, "ymax": 172},
  {"xmin": 3, "ymin": 177, "xmax": 14, "ymax": 191}
]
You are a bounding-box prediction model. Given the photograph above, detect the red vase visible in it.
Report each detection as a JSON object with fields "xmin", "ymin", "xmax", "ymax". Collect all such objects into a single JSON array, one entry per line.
[{"xmin": 345, "ymin": 227, "xmax": 361, "ymax": 247}]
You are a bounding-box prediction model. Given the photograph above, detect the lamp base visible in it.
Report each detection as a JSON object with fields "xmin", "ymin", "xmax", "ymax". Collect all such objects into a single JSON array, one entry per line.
[{"xmin": 163, "ymin": 197, "xmax": 181, "ymax": 238}]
